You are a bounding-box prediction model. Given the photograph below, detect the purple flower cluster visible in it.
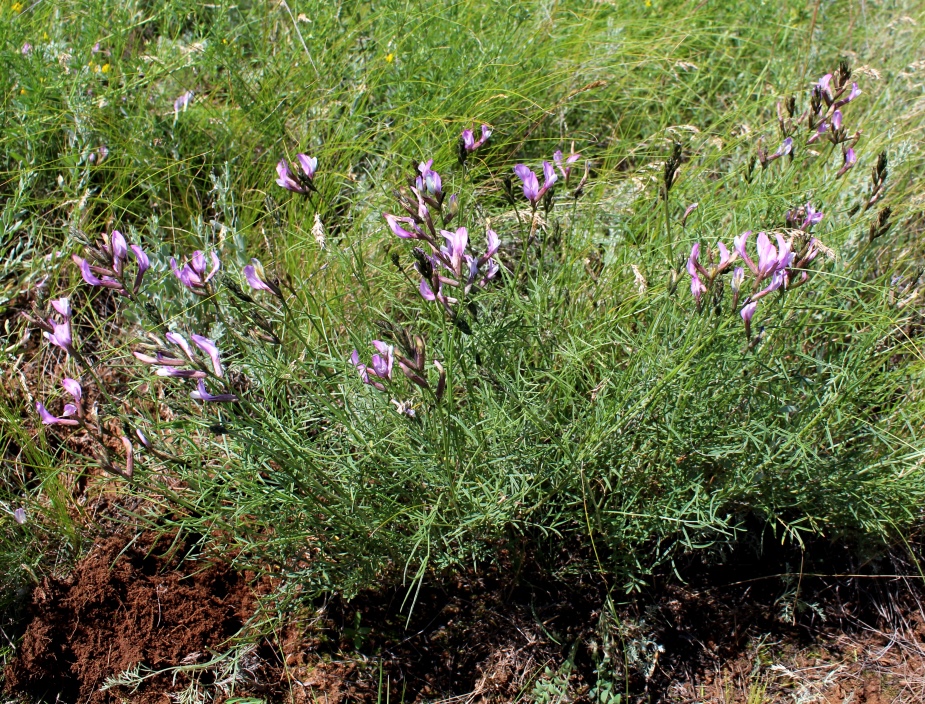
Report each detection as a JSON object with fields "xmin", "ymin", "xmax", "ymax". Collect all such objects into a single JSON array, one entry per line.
[
  {"xmin": 806, "ymin": 71, "xmax": 862, "ymax": 178},
  {"xmin": 134, "ymin": 331, "xmax": 237, "ymax": 402},
  {"xmin": 73, "ymin": 231, "xmax": 149, "ymax": 298},
  {"xmin": 36, "ymin": 377, "xmax": 83, "ymax": 427},
  {"xmin": 170, "ymin": 250, "xmax": 220, "ymax": 293},
  {"xmin": 458, "ymin": 124, "xmax": 492, "ymax": 163},
  {"xmin": 26, "ymin": 297, "xmax": 74, "ymax": 355},
  {"xmin": 685, "ymin": 203, "xmax": 824, "ymax": 338},
  {"xmin": 461, "ymin": 125, "xmax": 492, "ymax": 153},
  {"xmin": 514, "ymin": 162, "xmax": 557, "ymax": 208},
  {"xmin": 383, "ymin": 160, "xmax": 501, "ymax": 313},
  {"xmin": 513, "ymin": 147, "xmax": 587, "ymax": 207},
  {"xmin": 276, "ymin": 153, "xmax": 317, "ymax": 195},
  {"xmin": 351, "ymin": 335, "xmax": 445, "ymax": 401}
]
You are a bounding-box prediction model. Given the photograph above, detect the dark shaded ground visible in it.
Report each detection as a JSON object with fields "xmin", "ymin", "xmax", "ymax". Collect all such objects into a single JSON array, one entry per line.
[{"xmin": 4, "ymin": 529, "xmax": 925, "ymax": 703}]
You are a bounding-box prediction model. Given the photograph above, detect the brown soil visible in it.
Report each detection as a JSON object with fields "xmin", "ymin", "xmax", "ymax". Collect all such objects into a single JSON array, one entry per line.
[
  {"xmin": 5, "ymin": 532, "xmax": 925, "ymax": 703},
  {"xmin": 4, "ymin": 532, "xmax": 264, "ymax": 704}
]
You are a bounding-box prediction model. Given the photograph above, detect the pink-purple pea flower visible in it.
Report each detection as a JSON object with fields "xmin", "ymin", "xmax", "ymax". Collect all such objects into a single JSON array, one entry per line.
[
  {"xmin": 461, "ymin": 124, "xmax": 492, "ymax": 153},
  {"xmin": 43, "ymin": 298, "xmax": 73, "ymax": 354},
  {"xmin": 350, "ymin": 341, "xmax": 394, "ymax": 392},
  {"xmin": 553, "ymin": 148, "xmax": 581, "ymax": 183},
  {"xmin": 836, "ymin": 148, "xmax": 857, "ymax": 178},
  {"xmin": 243, "ymin": 259, "xmax": 281, "ymax": 297},
  {"xmin": 276, "ymin": 154, "xmax": 317, "ymax": 194},
  {"xmin": 170, "ymin": 250, "xmax": 220, "ymax": 292},
  {"xmin": 35, "ymin": 377, "xmax": 83, "ymax": 427},
  {"xmin": 174, "ymin": 90, "xmax": 194, "ymax": 115},
  {"xmin": 74, "ymin": 231, "xmax": 149, "ymax": 296},
  {"xmin": 513, "ymin": 162, "xmax": 557, "ymax": 207},
  {"xmin": 190, "ymin": 379, "xmax": 238, "ymax": 403}
]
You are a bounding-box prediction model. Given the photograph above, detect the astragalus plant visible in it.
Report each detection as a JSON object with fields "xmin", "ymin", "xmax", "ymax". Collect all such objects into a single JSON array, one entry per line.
[{"xmin": 25, "ymin": 60, "xmax": 925, "ymax": 597}]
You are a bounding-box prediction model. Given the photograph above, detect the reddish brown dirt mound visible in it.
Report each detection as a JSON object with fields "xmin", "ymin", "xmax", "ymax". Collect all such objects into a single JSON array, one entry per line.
[{"xmin": 4, "ymin": 532, "xmax": 258, "ymax": 703}]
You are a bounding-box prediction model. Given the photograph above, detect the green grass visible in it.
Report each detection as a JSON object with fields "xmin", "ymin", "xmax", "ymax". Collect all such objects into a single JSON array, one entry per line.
[{"xmin": 2, "ymin": 0, "xmax": 925, "ymax": 668}]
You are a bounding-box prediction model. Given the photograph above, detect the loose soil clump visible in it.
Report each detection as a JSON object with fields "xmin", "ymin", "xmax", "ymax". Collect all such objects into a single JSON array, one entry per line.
[{"xmin": 4, "ymin": 532, "xmax": 261, "ymax": 703}]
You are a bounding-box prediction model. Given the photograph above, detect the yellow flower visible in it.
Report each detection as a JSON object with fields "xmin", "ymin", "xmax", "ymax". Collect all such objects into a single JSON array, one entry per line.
[
  {"xmin": 385, "ymin": 53, "xmax": 394, "ymax": 63},
  {"xmin": 645, "ymin": 0, "xmax": 651, "ymax": 5},
  {"xmin": 20, "ymin": 88, "xmax": 26, "ymax": 95},
  {"xmin": 12, "ymin": 2, "xmax": 23, "ymax": 12},
  {"xmin": 222, "ymin": 38, "xmax": 228, "ymax": 44},
  {"xmin": 101, "ymin": 63, "xmax": 110, "ymax": 73},
  {"xmin": 43, "ymin": 32, "xmax": 48, "ymax": 39}
]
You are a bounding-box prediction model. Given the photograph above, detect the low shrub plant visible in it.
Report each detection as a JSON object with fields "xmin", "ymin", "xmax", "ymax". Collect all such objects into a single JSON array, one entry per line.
[{"xmin": 21, "ymin": 59, "xmax": 925, "ymax": 598}]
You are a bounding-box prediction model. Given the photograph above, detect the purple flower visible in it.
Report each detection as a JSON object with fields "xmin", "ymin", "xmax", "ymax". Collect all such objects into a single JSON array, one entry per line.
[
  {"xmin": 243, "ymin": 258, "xmax": 279, "ymax": 295},
  {"xmin": 276, "ymin": 159, "xmax": 304, "ymax": 193},
  {"xmin": 190, "ymin": 379, "xmax": 238, "ymax": 403},
  {"xmin": 36, "ymin": 401, "xmax": 79, "ymax": 426},
  {"xmin": 751, "ymin": 270, "xmax": 786, "ymax": 302},
  {"xmin": 166, "ymin": 331, "xmax": 195, "ymax": 360},
  {"xmin": 296, "ymin": 153, "xmax": 317, "ymax": 180},
  {"xmin": 135, "ymin": 428, "xmax": 151, "ymax": 448},
  {"xmin": 156, "ymin": 367, "xmax": 207, "ymax": 378},
  {"xmin": 479, "ymin": 228, "xmax": 500, "ymax": 266},
  {"xmin": 831, "ymin": 110, "xmax": 842, "ymax": 131},
  {"xmin": 716, "ymin": 241, "xmax": 735, "ymax": 270},
  {"xmin": 440, "ymin": 227, "xmax": 469, "ymax": 277},
  {"xmin": 170, "ymin": 250, "xmax": 220, "ymax": 291},
  {"xmin": 51, "ymin": 298, "xmax": 71, "ymax": 319},
  {"xmin": 419, "ymin": 279, "xmax": 437, "ymax": 302},
  {"xmin": 22, "ymin": 43, "xmax": 32, "ymax": 55},
  {"xmin": 370, "ymin": 341, "xmax": 394, "ymax": 381},
  {"xmin": 416, "ymin": 160, "xmax": 442, "ymax": 198},
  {"xmin": 836, "ymin": 148, "xmax": 857, "ymax": 178},
  {"xmin": 801, "ymin": 203, "xmax": 824, "ymax": 230},
  {"xmin": 686, "ymin": 244, "xmax": 708, "ymax": 305},
  {"xmin": 351, "ymin": 345, "xmax": 392, "ymax": 391},
  {"xmin": 14, "ymin": 507, "xmax": 27, "ymax": 525},
  {"xmin": 740, "ymin": 301, "xmax": 757, "ymax": 336},
  {"xmin": 74, "ymin": 256, "xmax": 123, "ymax": 291},
  {"xmin": 191, "ymin": 334, "xmax": 224, "ymax": 377},
  {"xmin": 461, "ymin": 124, "xmax": 492, "ymax": 152},
  {"xmin": 130, "ymin": 244, "xmax": 149, "ymax": 294},
  {"xmin": 73, "ymin": 232, "xmax": 147, "ymax": 296},
  {"xmin": 808, "ymin": 120, "xmax": 828, "ymax": 144},
  {"xmin": 775, "ymin": 233, "xmax": 794, "ymax": 270},
  {"xmin": 44, "ymin": 318, "xmax": 73, "ymax": 354},
  {"xmin": 774, "ymin": 137, "xmax": 793, "ymax": 158},
  {"xmin": 513, "ymin": 164, "xmax": 539, "ymax": 204},
  {"xmin": 384, "ymin": 213, "xmax": 424, "ymax": 240},
  {"xmin": 734, "ymin": 232, "xmax": 757, "ymax": 275},
  {"xmin": 834, "ymin": 82, "xmax": 861, "ymax": 109},
  {"xmin": 350, "ymin": 349, "xmax": 371, "ymax": 384},
  {"xmin": 174, "ymin": 90, "xmax": 194, "ymax": 114},
  {"xmin": 62, "ymin": 378, "xmax": 82, "ymax": 402},
  {"xmin": 513, "ymin": 162, "xmax": 557, "ymax": 207},
  {"xmin": 111, "ymin": 231, "xmax": 128, "ymax": 273},
  {"xmin": 275, "ymin": 155, "xmax": 316, "ymax": 194},
  {"xmin": 681, "ymin": 203, "xmax": 699, "ymax": 227},
  {"xmin": 818, "ymin": 74, "xmax": 833, "ymax": 102},
  {"xmin": 553, "ymin": 148, "xmax": 581, "ymax": 182},
  {"xmin": 479, "ymin": 259, "xmax": 500, "ymax": 287},
  {"xmin": 755, "ymin": 232, "xmax": 779, "ymax": 280}
]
